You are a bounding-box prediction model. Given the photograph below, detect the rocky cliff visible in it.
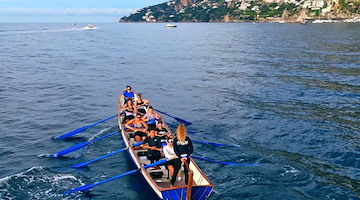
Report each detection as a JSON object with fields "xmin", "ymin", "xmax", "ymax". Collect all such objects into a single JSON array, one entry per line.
[{"xmin": 120, "ymin": 0, "xmax": 359, "ymax": 22}]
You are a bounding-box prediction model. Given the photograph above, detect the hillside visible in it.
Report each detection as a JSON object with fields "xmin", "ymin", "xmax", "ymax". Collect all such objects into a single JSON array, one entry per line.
[{"xmin": 119, "ymin": 0, "xmax": 359, "ymax": 22}]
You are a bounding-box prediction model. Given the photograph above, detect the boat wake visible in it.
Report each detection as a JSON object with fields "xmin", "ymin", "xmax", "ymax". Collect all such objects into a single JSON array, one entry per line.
[
  {"xmin": 88, "ymin": 126, "xmax": 114, "ymax": 141},
  {"xmin": 81, "ymin": 27, "xmax": 100, "ymax": 30},
  {"xmin": 0, "ymin": 27, "xmax": 98, "ymax": 36},
  {"xmin": 0, "ymin": 166, "xmax": 84, "ymax": 199}
]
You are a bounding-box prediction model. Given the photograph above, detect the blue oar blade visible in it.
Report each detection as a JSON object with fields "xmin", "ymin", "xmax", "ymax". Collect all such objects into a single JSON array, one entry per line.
[
  {"xmin": 55, "ymin": 126, "xmax": 89, "ymax": 140},
  {"xmin": 63, "ymin": 183, "xmax": 96, "ymax": 194},
  {"xmin": 192, "ymin": 139, "xmax": 227, "ymax": 147},
  {"xmin": 51, "ymin": 131, "xmax": 119, "ymax": 158},
  {"xmin": 155, "ymin": 109, "xmax": 192, "ymax": 126},
  {"xmin": 50, "ymin": 142, "xmax": 89, "ymax": 158},
  {"xmin": 63, "ymin": 169, "xmax": 139, "ymax": 194},
  {"xmin": 173, "ymin": 117, "xmax": 192, "ymax": 126},
  {"xmin": 64, "ymin": 159, "xmax": 168, "ymax": 195},
  {"xmin": 71, "ymin": 148, "xmax": 128, "ymax": 168},
  {"xmin": 71, "ymin": 141, "xmax": 144, "ymax": 168},
  {"xmin": 54, "ymin": 115, "xmax": 116, "ymax": 140}
]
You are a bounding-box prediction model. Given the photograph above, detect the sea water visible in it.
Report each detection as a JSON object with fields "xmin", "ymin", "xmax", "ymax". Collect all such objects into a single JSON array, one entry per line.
[{"xmin": 0, "ymin": 22, "xmax": 359, "ymax": 199}]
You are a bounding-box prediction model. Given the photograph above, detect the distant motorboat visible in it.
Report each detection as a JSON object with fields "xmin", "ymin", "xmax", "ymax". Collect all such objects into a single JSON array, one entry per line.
[
  {"xmin": 165, "ymin": 24, "xmax": 177, "ymax": 28},
  {"xmin": 312, "ymin": 19, "xmax": 338, "ymax": 23},
  {"xmin": 83, "ymin": 24, "xmax": 98, "ymax": 30}
]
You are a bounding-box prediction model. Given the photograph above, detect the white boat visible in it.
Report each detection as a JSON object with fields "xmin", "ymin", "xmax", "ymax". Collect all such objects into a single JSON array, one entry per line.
[{"xmin": 165, "ymin": 24, "xmax": 177, "ymax": 28}]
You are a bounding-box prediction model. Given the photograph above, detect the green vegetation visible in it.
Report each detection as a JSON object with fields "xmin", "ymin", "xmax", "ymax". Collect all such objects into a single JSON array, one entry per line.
[{"xmin": 119, "ymin": 0, "xmax": 359, "ymax": 22}]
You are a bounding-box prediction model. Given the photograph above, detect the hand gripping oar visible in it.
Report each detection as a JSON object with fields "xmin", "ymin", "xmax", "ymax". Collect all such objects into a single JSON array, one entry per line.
[
  {"xmin": 50, "ymin": 131, "xmax": 119, "ymax": 158},
  {"xmin": 154, "ymin": 109, "xmax": 192, "ymax": 126},
  {"xmin": 63, "ymin": 159, "xmax": 168, "ymax": 194},
  {"xmin": 71, "ymin": 141, "xmax": 144, "ymax": 168},
  {"xmin": 54, "ymin": 115, "xmax": 117, "ymax": 140},
  {"xmin": 191, "ymin": 156, "xmax": 260, "ymax": 166}
]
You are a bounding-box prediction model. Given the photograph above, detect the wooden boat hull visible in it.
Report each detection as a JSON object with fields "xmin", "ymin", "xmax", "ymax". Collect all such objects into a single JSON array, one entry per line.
[{"xmin": 117, "ymin": 97, "xmax": 214, "ymax": 200}]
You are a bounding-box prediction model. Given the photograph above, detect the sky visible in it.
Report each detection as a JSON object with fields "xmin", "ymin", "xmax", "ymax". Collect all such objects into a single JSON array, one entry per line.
[{"xmin": 0, "ymin": 0, "xmax": 166, "ymax": 22}]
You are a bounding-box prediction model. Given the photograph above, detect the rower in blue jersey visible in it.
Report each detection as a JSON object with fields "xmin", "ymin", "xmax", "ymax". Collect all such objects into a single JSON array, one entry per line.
[{"xmin": 120, "ymin": 85, "xmax": 135, "ymax": 101}]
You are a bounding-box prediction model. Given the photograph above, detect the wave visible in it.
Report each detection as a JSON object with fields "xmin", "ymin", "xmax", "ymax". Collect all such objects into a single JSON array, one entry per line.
[{"xmin": 0, "ymin": 166, "xmax": 83, "ymax": 199}]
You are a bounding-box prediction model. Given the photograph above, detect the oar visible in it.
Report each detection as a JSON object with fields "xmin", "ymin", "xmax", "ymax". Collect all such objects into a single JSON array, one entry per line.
[
  {"xmin": 50, "ymin": 131, "xmax": 119, "ymax": 158},
  {"xmin": 192, "ymin": 139, "xmax": 230, "ymax": 147},
  {"xmin": 71, "ymin": 141, "xmax": 144, "ymax": 168},
  {"xmin": 63, "ymin": 159, "xmax": 168, "ymax": 194},
  {"xmin": 167, "ymin": 123, "xmax": 200, "ymax": 134},
  {"xmin": 192, "ymin": 156, "xmax": 260, "ymax": 166},
  {"xmin": 154, "ymin": 109, "xmax": 192, "ymax": 126},
  {"xmin": 54, "ymin": 115, "xmax": 117, "ymax": 140}
]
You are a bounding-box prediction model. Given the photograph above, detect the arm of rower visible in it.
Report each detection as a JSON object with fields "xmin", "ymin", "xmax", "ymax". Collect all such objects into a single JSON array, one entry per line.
[
  {"xmin": 143, "ymin": 99, "xmax": 150, "ymax": 104},
  {"xmin": 155, "ymin": 113, "xmax": 162, "ymax": 120},
  {"xmin": 133, "ymin": 106, "xmax": 138, "ymax": 113},
  {"xmin": 141, "ymin": 121, "xmax": 149, "ymax": 130},
  {"xmin": 125, "ymin": 119, "xmax": 135, "ymax": 130}
]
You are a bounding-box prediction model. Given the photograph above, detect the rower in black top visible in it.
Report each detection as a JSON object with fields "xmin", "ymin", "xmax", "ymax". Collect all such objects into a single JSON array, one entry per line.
[{"xmin": 141, "ymin": 128, "xmax": 162, "ymax": 163}]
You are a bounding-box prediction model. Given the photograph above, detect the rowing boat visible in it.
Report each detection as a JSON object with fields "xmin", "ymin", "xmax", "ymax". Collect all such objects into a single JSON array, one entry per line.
[{"xmin": 117, "ymin": 96, "xmax": 214, "ymax": 200}]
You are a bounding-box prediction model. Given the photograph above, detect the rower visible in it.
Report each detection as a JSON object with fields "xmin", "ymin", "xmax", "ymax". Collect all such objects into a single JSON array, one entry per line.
[
  {"xmin": 155, "ymin": 121, "xmax": 172, "ymax": 142},
  {"xmin": 120, "ymin": 99, "xmax": 138, "ymax": 123},
  {"xmin": 120, "ymin": 85, "xmax": 135, "ymax": 101},
  {"xmin": 141, "ymin": 128, "xmax": 162, "ymax": 164},
  {"xmin": 142, "ymin": 106, "xmax": 162, "ymax": 130},
  {"xmin": 125, "ymin": 113, "xmax": 148, "ymax": 142},
  {"xmin": 134, "ymin": 93, "xmax": 149, "ymax": 114}
]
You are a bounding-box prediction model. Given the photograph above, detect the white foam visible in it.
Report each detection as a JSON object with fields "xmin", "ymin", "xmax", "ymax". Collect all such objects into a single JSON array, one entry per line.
[
  {"xmin": 0, "ymin": 166, "xmax": 84, "ymax": 199},
  {"xmin": 280, "ymin": 165, "xmax": 300, "ymax": 177},
  {"xmin": 0, "ymin": 27, "xmax": 96, "ymax": 36},
  {"xmin": 52, "ymin": 174, "xmax": 78, "ymax": 182},
  {"xmin": 82, "ymin": 27, "xmax": 100, "ymax": 30},
  {"xmin": 88, "ymin": 126, "xmax": 113, "ymax": 141},
  {"xmin": 36, "ymin": 154, "xmax": 51, "ymax": 158},
  {"xmin": 0, "ymin": 166, "xmax": 44, "ymax": 184}
]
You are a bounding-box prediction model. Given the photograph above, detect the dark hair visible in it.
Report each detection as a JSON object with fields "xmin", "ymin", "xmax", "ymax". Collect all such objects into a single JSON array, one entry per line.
[
  {"xmin": 126, "ymin": 85, "xmax": 131, "ymax": 89},
  {"xmin": 148, "ymin": 127, "xmax": 156, "ymax": 131}
]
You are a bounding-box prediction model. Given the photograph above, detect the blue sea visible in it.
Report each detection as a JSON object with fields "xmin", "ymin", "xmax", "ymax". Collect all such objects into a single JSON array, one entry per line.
[{"xmin": 0, "ymin": 22, "xmax": 359, "ymax": 200}]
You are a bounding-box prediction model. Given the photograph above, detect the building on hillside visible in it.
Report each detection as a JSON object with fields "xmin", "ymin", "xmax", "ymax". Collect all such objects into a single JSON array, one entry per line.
[
  {"xmin": 311, "ymin": 0, "xmax": 325, "ymax": 9},
  {"xmin": 302, "ymin": 0, "xmax": 312, "ymax": 8}
]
